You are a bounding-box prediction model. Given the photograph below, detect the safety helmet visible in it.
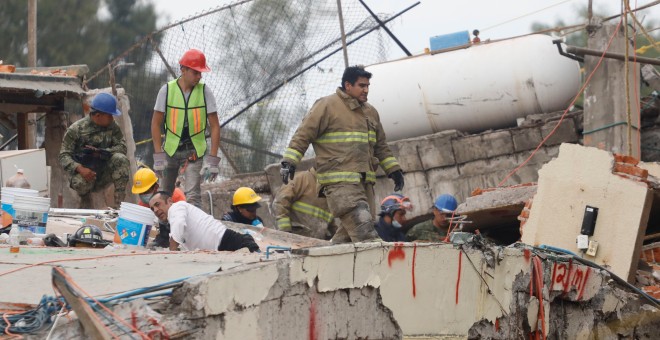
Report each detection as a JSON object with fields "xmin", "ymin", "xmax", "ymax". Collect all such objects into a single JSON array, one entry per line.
[
  {"xmin": 232, "ymin": 187, "xmax": 262, "ymax": 206},
  {"xmin": 68, "ymin": 225, "xmax": 111, "ymax": 248},
  {"xmin": 132, "ymin": 168, "xmax": 159, "ymax": 194},
  {"xmin": 179, "ymin": 49, "xmax": 211, "ymax": 72},
  {"xmin": 380, "ymin": 193, "xmax": 413, "ymax": 216},
  {"xmin": 434, "ymin": 194, "xmax": 458, "ymax": 213},
  {"xmin": 90, "ymin": 93, "xmax": 122, "ymax": 116}
]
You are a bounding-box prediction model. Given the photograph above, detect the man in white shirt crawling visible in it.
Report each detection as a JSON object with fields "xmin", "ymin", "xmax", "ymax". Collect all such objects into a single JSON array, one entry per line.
[{"xmin": 149, "ymin": 191, "xmax": 260, "ymax": 252}]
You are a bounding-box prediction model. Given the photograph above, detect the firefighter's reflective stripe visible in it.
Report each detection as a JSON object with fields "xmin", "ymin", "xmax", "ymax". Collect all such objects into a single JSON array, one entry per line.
[
  {"xmin": 317, "ymin": 171, "xmax": 376, "ymax": 184},
  {"xmin": 316, "ymin": 131, "xmax": 376, "ymax": 144},
  {"xmin": 277, "ymin": 217, "xmax": 292, "ymax": 230},
  {"xmin": 283, "ymin": 148, "xmax": 303, "ymax": 163},
  {"xmin": 379, "ymin": 157, "xmax": 399, "ymax": 172},
  {"xmin": 292, "ymin": 201, "xmax": 333, "ymax": 223}
]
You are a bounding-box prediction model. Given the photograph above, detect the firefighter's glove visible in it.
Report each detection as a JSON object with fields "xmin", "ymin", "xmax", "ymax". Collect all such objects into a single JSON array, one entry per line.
[
  {"xmin": 153, "ymin": 152, "xmax": 168, "ymax": 174},
  {"xmin": 389, "ymin": 170, "xmax": 405, "ymax": 192},
  {"xmin": 202, "ymin": 155, "xmax": 221, "ymax": 182},
  {"xmin": 280, "ymin": 162, "xmax": 296, "ymax": 184}
]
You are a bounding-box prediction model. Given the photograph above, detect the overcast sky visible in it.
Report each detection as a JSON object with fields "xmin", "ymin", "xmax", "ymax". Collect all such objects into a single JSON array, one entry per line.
[{"xmin": 153, "ymin": 0, "xmax": 658, "ymax": 57}]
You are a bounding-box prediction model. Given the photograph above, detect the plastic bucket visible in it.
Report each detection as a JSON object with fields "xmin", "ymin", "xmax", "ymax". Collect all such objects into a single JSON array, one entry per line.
[
  {"xmin": 116, "ymin": 202, "xmax": 155, "ymax": 247},
  {"xmin": 12, "ymin": 194, "xmax": 50, "ymax": 234},
  {"xmin": 1, "ymin": 187, "xmax": 39, "ymax": 228}
]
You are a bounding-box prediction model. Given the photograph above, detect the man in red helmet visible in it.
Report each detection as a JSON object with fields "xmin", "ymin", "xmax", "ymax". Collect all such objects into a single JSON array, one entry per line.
[{"xmin": 151, "ymin": 49, "xmax": 221, "ymax": 208}]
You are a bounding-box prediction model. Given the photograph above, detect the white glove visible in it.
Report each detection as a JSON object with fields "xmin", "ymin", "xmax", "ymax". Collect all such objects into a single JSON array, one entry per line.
[
  {"xmin": 201, "ymin": 155, "xmax": 221, "ymax": 181},
  {"xmin": 153, "ymin": 152, "xmax": 168, "ymax": 174}
]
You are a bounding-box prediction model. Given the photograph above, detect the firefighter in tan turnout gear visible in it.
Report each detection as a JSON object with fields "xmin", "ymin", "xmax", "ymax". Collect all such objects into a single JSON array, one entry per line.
[
  {"xmin": 280, "ymin": 66, "xmax": 404, "ymax": 243},
  {"xmin": 272, "ymin": 167, "xmax": 337, "ymax": 240}
]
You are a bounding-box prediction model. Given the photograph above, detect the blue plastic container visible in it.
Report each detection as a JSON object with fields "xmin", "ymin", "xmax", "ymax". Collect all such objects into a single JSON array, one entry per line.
[{"xmin": 429, "ymin": 30, "xmax": 470, "ymax": 51}]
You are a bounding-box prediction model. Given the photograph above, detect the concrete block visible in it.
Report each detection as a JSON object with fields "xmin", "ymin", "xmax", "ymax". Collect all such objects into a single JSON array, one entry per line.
[
  {"xmin": 512, "ymin": 127, "xmax": 543, "ymax": 152},
  {"xmin": 389, "ymin": 140, "xmax": 423, "ymax": 172},
  {"xmin": 521, "ymin": 143, "xmax": 651, "ymax": 282},
  {"xmin": 483, "ymin": 131, "xmax": 514, "ymax": 158},
  {"xmin": 540, "ymin": 118, "xmax": 578, "ymax": 146},
  {"xmin": 458, "ymin": 156, "xmax": 516, "ymax": 178},
  {"xmin": 418, "ymin": 134, "xmax": 457, "ymax": 170},
  {"xmin": 453, "ymin": 135, "xmax": 488, "ymax": 164}
]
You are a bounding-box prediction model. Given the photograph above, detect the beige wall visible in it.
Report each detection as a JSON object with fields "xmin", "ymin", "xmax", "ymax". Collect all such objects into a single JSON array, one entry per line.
[{"xmin": 521, "ymin": 143, "xmax": 651, "ymax": 282}]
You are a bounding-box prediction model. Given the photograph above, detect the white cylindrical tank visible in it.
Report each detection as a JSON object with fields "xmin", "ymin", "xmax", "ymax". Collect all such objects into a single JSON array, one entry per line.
[{"xmin": 366, "ymin": 34, "xmax": 581, "ymax": 141}]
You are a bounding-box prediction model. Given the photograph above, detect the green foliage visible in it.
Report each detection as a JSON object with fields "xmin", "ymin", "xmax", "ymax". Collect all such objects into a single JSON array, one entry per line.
[{"xmin": 0, "ymin": 0, "xmax": 157, "ymax": 72}]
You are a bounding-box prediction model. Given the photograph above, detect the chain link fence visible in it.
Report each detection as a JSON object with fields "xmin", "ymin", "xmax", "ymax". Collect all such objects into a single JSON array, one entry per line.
[{"xmin": 85, "ymin": 0, "xmax": 413, "ymax": 180}]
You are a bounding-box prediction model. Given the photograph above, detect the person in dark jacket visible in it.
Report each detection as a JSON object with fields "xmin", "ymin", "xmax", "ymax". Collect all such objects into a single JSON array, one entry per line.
[
  {"xmin": 221, "ymin": 187, "xmax": 265, "ymax": 227},
  {"xmin": 375, "ymin": 193, "xmax": 412, "ymax": 242}
]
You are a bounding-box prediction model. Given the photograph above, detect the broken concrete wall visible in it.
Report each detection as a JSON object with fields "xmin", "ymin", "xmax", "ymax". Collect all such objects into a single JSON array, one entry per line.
[
  {"xmin": 154, "ymin": 241, "xmax": 659, "ymax": 338},
  {"xmin": 164, "ymin": 260, "xmax": 403, "ymax": 339},
  {"xmin": 374, "ymin": 113, "xmax": 580, "ymax": 217},
  {"xmin": 44, "ymin": 241, "xmax": 660, "ymax": 338},
  {"xmin": 521, "ymin": 143, "xmax": 652, "ymax": 282}
]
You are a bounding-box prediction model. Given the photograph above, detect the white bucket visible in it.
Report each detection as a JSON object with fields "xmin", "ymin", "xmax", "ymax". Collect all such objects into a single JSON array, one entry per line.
[
  {"xmin": 1, "ymin": 187, "xmax": 39, "ymax": 228},
  {"xmin": 116, "ymin": 202, "xmax": 155, "ymax": 247},
  {"xmin": 12, "ymin": 194, "xmax": 50, "ymax": 234}
]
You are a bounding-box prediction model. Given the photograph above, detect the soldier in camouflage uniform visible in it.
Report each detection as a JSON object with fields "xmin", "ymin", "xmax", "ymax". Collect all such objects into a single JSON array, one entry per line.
[
  {"xmin": 406, "ymin": 194, "xmax": 458, "ymax": 242},
  {"xmin": 59, "ymin": 93, "xmax": 129, "ymax": 208}
]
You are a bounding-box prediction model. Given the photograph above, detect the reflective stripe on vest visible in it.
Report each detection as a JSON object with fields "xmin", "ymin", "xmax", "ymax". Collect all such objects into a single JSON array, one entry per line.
[
  {"xmin": 316, "ymin": 171, "xmax": 376, "ymax": 185},
  {"xmin": 163, "ymin": 79, "xmax": 208, "ymax": 157},
  {"xmin": 291, "ymin": 201, "xmax": 333, "ymax": 223}
]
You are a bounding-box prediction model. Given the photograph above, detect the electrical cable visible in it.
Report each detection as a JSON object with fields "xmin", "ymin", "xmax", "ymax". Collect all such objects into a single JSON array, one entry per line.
[
  {"xmin": 533, "ymin": 245, "xmax": 660, "ymax": 307},
  {"xmin": 53, "ymin": 267, "xmax": 149, "ymax": 339},
  {"xmin": 498, "ymin": 17, "xmax": 624, "ymax": 187},
  {"xmin": 1, "ymin": 296, "xmax": 61, "ymax": 335}
]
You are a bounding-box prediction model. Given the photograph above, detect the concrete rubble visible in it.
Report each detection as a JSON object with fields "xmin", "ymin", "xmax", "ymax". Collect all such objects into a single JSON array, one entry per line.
[{"xmin": 2, "ymin": 142, "xmax": 660, "ymax": 339}]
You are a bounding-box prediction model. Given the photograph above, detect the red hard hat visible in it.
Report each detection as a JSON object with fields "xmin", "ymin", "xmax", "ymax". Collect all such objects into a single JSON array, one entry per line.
[{"xmin": 179, "ymin": 49, "xmax": 211, "ymax": 72}]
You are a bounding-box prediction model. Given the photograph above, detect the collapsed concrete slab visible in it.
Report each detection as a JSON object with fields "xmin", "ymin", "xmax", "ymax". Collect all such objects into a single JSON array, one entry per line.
[
  {"xmin": 27, "ymin": 238, "xmax": 660, "ymax": 339},
  {"xmin": 521, "ymin": 143, "xmax": 653, "ymax": 282}
]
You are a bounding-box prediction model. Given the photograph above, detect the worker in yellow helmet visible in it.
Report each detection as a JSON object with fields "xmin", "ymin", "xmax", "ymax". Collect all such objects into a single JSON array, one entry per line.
[
  {"xmin": 221, "ymin": 187, "xmax": 265, "ymax": 227},
  {"xmin": 132, "ymin": 167, "xmax": 186, "ymax": 207},
  {"xmin": 131, "ymin": 167, "xmax": 186, "ymax": 248}
]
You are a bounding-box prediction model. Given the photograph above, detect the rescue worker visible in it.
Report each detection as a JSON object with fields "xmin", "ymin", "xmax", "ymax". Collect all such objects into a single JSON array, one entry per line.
[
  {"xmin": 151, "ymin": 48, "xmax": 221, "ymax": 208},
  {"xmin": 272, "ymin": 167, "xmax": 337, "ymax": 240},
  {"xmin": 375, "ymin": 193, "xmax": 412, "ymax": 242},
  {"xmin": 406, "ymin": 194, "xmax": 458, "ymax": 242},
  {"xmin": 131, "ymin": 167, "xmax": 186, "ymax": 247},
  {"xmin": 149, "ymin": 191, "xmax": 259, "ymax": 252},
  {"xmin": 132, "ymin": 167, "xmax": 186, "ymax": 207},
  {"xmin": 280, "ymin": 66, "xmax": 404, "ymax": 243},
  {"xmin": 59, "ymin": 92, "xmax": 130, "ymax": 208},
  {"xmin": 222, "ymin": 187, "xmax": 265, "ymax": 227}
]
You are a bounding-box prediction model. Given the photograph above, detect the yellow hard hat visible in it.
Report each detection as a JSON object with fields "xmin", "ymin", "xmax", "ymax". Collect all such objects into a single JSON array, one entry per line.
[
  {"xmin": 132, "ymin": 168, "xmax": 158, "ymax": 194},
  {"xmin": 232, "ymin": 187, "xmax": 262, "ymax": 206}
]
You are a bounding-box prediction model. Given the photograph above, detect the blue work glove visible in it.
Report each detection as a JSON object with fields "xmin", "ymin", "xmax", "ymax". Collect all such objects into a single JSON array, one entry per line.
[
  {"xmin": 388, "ymin": 170, "xmax": 404, "ymax": 192},
  {"xmin": 280, "ymin": 161, "xmax": 296, "ymax": 184}
]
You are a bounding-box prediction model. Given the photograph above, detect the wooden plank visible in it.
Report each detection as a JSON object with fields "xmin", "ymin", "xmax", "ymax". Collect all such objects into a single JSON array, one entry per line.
[{"xmin": 51, "ymin": 267, "xmax": 112, "ymax": 340}]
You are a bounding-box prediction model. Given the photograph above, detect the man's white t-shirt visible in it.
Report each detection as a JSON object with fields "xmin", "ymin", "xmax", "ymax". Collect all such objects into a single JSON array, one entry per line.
[{"xmin": 168, "ymin": 201, "xmax": 227, "ymax": 251}]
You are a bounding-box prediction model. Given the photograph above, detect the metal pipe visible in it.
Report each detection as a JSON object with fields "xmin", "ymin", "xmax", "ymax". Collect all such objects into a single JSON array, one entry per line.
[
  {"xmin": 336, "ymin": 0, "xmax": 350, "ymax": 68},
  {"xmin": 206, "ymin": 190, "xmax": 214, "ymax": 217},
  {"xmin": 49, "ymin": 208, "xmax": 116, "ymax": 216},
  {"xmin": 566, "ymin": 45, "xmax": 660, "ymax": 66},
  {"xmin": 358, "ymin": 0, "xmax": 412, "ymax": 56},
  {"xmin": 27, "ymin": 0, "xmax": 37, "ymax": 67}
]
